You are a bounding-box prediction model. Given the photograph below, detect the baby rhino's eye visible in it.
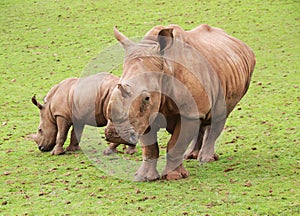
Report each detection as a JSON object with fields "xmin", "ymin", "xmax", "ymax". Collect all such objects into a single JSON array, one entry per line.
[{"xmin": 38, "ymin": 128, "xmax": 42, "ymax": 133}]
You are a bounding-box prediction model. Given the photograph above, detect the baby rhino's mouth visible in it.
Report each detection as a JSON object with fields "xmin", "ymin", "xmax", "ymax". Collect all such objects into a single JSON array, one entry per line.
[{"xmin": 105, "ymin": 125, "xmax": 138, "ymax": 146}]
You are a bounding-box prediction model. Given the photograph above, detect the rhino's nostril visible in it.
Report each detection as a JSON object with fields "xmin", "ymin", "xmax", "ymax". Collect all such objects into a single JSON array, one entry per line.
[
  {"xmin": 38, "ymin": 145, "xmax": 44, "ymax": 151},
  {"xmin": 129, "ymin": 131, "xmax": 138, "ymax": 144}
]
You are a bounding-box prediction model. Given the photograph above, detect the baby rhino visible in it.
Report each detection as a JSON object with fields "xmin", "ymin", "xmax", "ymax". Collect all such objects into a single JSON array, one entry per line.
[{"xmin": 32, "ymin": 72, "xmax": 136, "ymax": 155}]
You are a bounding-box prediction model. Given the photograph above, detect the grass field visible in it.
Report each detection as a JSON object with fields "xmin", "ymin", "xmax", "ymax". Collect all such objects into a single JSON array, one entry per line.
[{"xmin": 1, "ymin": 0, "xmax": 299, "ymax": 215}]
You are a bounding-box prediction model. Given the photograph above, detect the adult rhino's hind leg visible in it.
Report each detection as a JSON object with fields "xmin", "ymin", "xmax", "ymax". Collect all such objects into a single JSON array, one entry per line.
[
  {"xmin": 198, "ymin": 91, "xmax": 227, "ymax": 163},
  {"xmin": 184, "ymin": 125, "xmax": 206, "ymax": 160},
  {"xmin": 162, "ymin": 118, "xmax": 200, "ymax": 180},
  {"xmin": 198, "ymin": 119, "xmax": 225, "ymax": 163},
  {"xmin": 66, "ymin": 124, "xmax": 84, "ymax": 152}
]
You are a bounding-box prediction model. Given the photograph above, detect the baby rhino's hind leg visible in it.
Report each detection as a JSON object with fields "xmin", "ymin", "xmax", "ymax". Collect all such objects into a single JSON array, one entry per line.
[
  {"xmin": 103, "ymin": 143, "xmax": 119, "ymax": 155},
  {"xmin": 66, "ymin": 125, "xmax": 83, "ymax": 152}
]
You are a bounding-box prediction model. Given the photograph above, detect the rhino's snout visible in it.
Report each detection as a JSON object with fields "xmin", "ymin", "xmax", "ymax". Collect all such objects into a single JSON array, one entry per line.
[
  {"xmin": 35, "ymin": 136, "xmax": 55, "ymax": 152},
  {"xmin": 105, "ymin": 125, "xmax": 138, "ymax": 146},
  {"xmin": 38, "ymin": 145, "xmax": 52, "ymax": 152}
]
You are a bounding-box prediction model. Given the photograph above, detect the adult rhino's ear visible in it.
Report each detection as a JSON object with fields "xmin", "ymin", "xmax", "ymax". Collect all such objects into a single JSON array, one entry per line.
[
  {"xmin": 32, "ymin": 95, "xmax": 43, "ymax": 109},
  {"xmin": 158, "ymin": 28, "xmax": 173, "ymax": 55},
  {"xmin": 114, "ymin": 26, "xmax": 134, "ymax": 49}
]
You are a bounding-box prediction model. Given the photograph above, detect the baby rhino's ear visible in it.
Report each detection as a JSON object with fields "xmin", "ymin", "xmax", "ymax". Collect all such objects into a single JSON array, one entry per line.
[{"xmin": 32, "ymin": 95, "xmax": 43, "ymax": 109}]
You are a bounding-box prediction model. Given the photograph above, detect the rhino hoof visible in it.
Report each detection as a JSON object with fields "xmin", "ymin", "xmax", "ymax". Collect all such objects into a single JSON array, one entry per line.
[
  {"xmin": 103, "ymin": 147, "xmax": 117, "ymax": 155},
  {"xmin": 184, "ymin": 150, "xmax": 199, "ymax": 160},
  {"xmin": 51, "ymin": 146, "xmax": 65, "ymax": 155},
  {"xmin": 199, "ymin": 153, "xmax": 219, "ymax": 163},
  {"xmin": 134, "ymin": 173, "xmax": 160, "ymax": 182},
  {"xmin": 134, "ymin": 159, "xmax": 160, "ymax": 182},
  {"xmin": 161, "ymin": 171, "xmax": 188, "ymax": 181},
  {"xmin": 66, "ymin": 145, "xmax": 81, "ymax": 152},
  {"xmin": 161, "ymin": 165, "xmax": 189, "ymax": 181},
  {"xmin": 125, "ymin": 146, "xmax": 137, "ymax": 155}
]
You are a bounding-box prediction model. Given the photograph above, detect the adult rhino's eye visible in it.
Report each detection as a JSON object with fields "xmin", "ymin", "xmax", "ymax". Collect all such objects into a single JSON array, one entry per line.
[
  {"xmin": 144, "ymin": 96, "xmax": 150, "ymax": 102},
  {"xmin": 140, "ymin": 95, "xmax": 150, "ymax": 112},
  {"xmin": 38, "ymin": 128, "xmax": 42, "ymax": 133},
  {"xmin": 142, "ymin": 91, "xmax": 151, "ymax": 104}
]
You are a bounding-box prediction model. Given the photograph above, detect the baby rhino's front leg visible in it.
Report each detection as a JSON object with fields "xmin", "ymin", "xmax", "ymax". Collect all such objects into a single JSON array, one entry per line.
[{"xmin": 51, "ymin": 116, "xmax": 71, "ymax": 155}]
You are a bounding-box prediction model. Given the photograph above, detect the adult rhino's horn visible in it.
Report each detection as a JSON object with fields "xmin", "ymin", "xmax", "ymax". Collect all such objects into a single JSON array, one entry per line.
[
  {"xmin": 114, "ymin": 26, "xmax": 133, "ymax": 48},
  {"xmin": 31, "ymin": 95, "xmax": 43, "ymax": 109}
]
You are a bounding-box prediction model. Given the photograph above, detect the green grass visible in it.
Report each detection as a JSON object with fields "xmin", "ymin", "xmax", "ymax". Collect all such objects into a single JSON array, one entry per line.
[{"xmin": 1, "ymin": 0, "xmax": 299, "ymax": 215}]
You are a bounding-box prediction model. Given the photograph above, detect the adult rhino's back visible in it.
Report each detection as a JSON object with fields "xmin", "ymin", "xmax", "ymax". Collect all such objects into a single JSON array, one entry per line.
[{"xmin": 172, "ymin": 24, "xmax": 256, "ymax": 114}]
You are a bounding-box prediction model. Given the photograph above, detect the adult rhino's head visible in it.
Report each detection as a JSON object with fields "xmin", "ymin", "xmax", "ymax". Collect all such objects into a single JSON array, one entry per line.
[
  {"xmin": 31, "ymin": 96, "xmax": 57, "ymax": 151},
  {"xmin": 105, "ymin": 26, "xmax": 174, "ymax": 145}
]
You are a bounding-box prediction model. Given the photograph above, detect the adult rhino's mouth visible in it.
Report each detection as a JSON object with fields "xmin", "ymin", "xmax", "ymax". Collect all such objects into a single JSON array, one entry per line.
[{"xmin": 105, "ymin": 124, "xmax": 138, "ymax": 146}]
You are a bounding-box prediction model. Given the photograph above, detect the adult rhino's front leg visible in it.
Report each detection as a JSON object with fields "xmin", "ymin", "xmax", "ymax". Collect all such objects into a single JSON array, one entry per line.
[
  {"xmin": 162, "ymin": 118, "xmax": 200, "ymax": 180},
  {"xmin": 134, "ymin": 127, "xmax": 160, "ymax": 182},
  {"xmin": 51, "ymin": 116, "xmax": 71, "ymax": 155}
]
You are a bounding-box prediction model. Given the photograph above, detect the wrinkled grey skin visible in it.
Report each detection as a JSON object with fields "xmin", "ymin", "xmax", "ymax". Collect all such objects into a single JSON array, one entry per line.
[
  {"xmin": 105, "ymin": 24, "xmax": 256, "ymax": 181},
  {"xmin": 32, "ymin": 73, "xmax": 136, "ymax": 155}
]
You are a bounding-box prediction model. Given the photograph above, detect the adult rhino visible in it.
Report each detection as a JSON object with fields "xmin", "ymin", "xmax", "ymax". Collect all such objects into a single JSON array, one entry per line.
[
  {"xmin": 105, "ymin": 24, "xmax": 256, "ymax": 181},
  {"xmin": 32, "ymin": 73, "xmax": 136, "ymax": 155}
]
